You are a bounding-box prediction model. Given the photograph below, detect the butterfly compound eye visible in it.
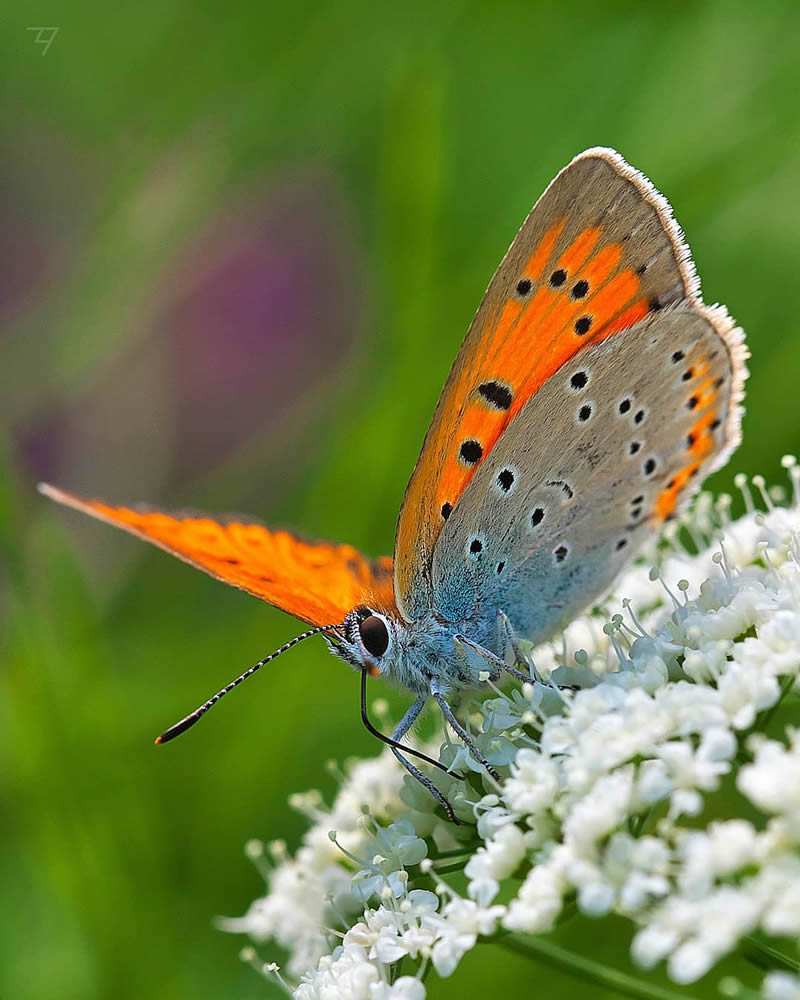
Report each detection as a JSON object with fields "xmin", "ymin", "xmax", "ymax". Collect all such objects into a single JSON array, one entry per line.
[{"xmin": 359, "ymin": 615, "xmax": 389, "ymax": 658}]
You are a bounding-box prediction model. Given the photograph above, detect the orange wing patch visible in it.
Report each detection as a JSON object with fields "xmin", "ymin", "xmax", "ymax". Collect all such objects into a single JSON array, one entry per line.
[
  {"xmin": 654, "ymin": 362, "xmax": 725, "ymax": 520},
  {"xmin": 39, "ymin": 485, "xmax": 394, "ymax": 627},
  {"xmin": 521, "ymin": 219, "xmax": 566, "ymax": 280},
  {"xmin": 435, "ymin": 224, "xmax": 654, "ymax": 520}
]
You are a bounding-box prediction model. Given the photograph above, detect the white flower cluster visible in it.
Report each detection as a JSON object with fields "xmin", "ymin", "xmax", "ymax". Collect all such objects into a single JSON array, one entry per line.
[{"xmin": 223, "ymin": 467, "xmax": 800, "ymax": 999}]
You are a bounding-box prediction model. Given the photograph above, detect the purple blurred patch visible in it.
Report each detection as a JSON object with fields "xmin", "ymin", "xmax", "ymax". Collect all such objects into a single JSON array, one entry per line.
[
  {"xmin": 162, "ymin": 174, "xmax": 362, "ymax": 479},
  {"xmin": 0, "ymin": 211, "xmax": 53, "ymax": 331},
  {"xmin": 17, "ymin": 171, "xmax": 363, "ymax": 496},
  {"xmin": 16, "ymin": 402, "xmax": 69, "ymax": 484},
  {"xmin": 0, "ymin": 125, "xmax": 78, "ymax": 332}
]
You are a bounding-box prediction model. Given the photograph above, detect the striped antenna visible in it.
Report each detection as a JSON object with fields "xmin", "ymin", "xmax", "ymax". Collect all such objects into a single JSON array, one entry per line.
[{"xmin": 155, "ymin": 625, "xmax": 338, "ymax": 744}]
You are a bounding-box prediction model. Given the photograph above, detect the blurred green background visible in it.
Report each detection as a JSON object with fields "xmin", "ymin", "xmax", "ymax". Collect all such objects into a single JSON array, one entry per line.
[{"xmin": 2, "ymin": 2, "xmax": 799, "ymax": 998}]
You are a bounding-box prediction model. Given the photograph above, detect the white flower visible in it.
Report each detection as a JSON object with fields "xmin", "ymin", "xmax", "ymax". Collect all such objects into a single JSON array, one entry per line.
[
  {"xmin": 676, "ymin": 821, "xmax": 757, "ymax": 897},
  {"xmin": 222, "ymin": 470, "xmax": 800, "ymax": 999},
  {"xmin": 465, "ymin": 821, "xmax": 529, "ymax": 906},
  {"xmin": 503, "ymin": 749, "xmax": 560, "ymax": 815},
  {"xmin": 739, "ymin": 732, "xmax": 800, "ymax": 823},
  {"xmin": 562, "ymin": 768, "xmax": 634, "ymax": 852},
  {"xmin": 429, "ymin": 897, "xmax": 505, "ymax": 977},
  {"xmin": 294, "ymin": 942, "xmax": 380, "ymax": 1000},
  {"xmin": 763, "ymin": 972, "xmax": 800, "ymax": 1000},
  {"xmin": 375, "ymin": 978, "xmax": 427, "ymax": 1000},
  {"xmin": 504, "ymin": 848, "xmax": 571, "ymax": 933}
]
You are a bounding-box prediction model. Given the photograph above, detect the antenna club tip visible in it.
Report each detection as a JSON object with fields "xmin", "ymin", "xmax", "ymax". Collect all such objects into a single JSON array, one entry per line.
[{"xmin": 154, "ymin": 735, "xmax": 164, "ymax": 745}]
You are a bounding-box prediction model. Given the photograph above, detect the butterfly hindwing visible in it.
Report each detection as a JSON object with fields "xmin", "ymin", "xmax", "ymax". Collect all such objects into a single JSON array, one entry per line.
[
  {"xmin": 39, "ymin": 485, "xmax": 394, "ymax": 627},
  {"xmin": 394, "ymin": 147, "xmax": 705, "ymax": 621},
  {"xmin": 429, "ymin": 301, "xmax": 746, "ymax": 643}
]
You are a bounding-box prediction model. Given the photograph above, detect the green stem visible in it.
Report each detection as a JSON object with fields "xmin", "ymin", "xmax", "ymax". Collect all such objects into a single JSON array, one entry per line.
[
  {"xmin": 755, "ymin": 673, "xmax": 797, "ymax": 735},
  {"xmin": 493, "ymin": 934, "xmax": 699, "ymax": 1000},
  {"xmin": 428, "ymin": 843, "xmax": 481, "ymax": 860},
  {"xmin": 433, "ymin": 860, "xmax": 471, "ymax": 876},
  {"xmin": 742, "ymin": 935, "xmax": 800, "ymax": 974},
  {"xmin": 736, "ymin": 674, "xmax": 798, "ymax": 765},
  {"xmin": 557, "ymin": 896, "xmax": 579, "ymax": 925},
  {"xmin": 630, "ymin": 805, "xmax": 655, "ymax": 838}
]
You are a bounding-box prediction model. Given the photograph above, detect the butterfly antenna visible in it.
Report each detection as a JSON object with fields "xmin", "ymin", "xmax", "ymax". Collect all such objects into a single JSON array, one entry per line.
[{"xmin": 155, "ymin": 624, "xmax": 339, "ymax": 745}]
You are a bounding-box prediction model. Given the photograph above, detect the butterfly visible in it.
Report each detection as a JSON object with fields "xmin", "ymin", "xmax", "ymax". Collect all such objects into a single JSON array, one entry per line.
[{"xmin": 40, "ymin": 148, "xmax": 748, "ymax": 823}]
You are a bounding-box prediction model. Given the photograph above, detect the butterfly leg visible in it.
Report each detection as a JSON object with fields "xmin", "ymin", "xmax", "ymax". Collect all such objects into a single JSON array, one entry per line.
[
  {"xmin": 391, "ymin": 698, "xmax": 463, "ymax": 824},
  {"xmin": 390, "ymin": 694, "xmax": 426, "ymax": 743},
  {"xmin": 430, "ymin": 679, "xmax": 501, "ymax": 782},
  {"xmin": 454, "ymin": 630, "xmax": 531, "ymax": 685},
  {"xmin": 497, "ymin": 610, "xmax": 543, "ymax": 682},
  {"xmin": 497, "ymin": 612, "xmax": 581, "ymax": 695},
  {"xmin": 390, "ymin": 739, "xmax": 460, "ymax": 826}
]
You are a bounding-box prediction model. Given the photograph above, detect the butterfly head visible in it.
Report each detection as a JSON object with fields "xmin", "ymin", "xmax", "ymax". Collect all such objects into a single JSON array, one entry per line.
[
  {"xmin": 329, "ymin": 604, "xmax": 473, "ymax": 696},
  {"xmin": 329, "ymin": 604, "xmax": 396, "ymax": 676}
]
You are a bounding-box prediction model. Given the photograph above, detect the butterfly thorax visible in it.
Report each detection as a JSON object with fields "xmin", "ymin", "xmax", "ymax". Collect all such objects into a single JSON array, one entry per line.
[{"xmin": 327, "ymin": 604, "xmax": 503, "ymax": 696}]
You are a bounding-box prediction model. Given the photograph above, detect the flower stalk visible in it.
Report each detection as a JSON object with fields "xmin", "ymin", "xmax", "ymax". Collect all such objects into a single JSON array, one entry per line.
[{"xmin": 494, "ymin": 933, "xmax": 695, "ymax": 1000}]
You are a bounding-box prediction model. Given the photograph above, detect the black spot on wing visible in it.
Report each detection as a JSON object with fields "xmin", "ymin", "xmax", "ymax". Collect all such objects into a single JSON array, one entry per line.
[
  {"xmin": 460, "ymin": 440, "xmax": 483, "ymax": 465},
  {"xmin": 478, "ymin": 381, "xmax": 513, "ymax": 410},
  {"xmin": 497, "ymin": 469, "xmax": 515, "ymax": 492},
  {"xmin": 546, "ymin": 479, "xmax": 574, "ymax": 500}
]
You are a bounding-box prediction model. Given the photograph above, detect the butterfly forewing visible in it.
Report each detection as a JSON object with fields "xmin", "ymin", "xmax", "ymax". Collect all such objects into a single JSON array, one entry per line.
[
  {"xmin": 39, "ymin": 485, "xmax": 394, "ymax": 627},
  {"xmin": 394, "ymin": 148, "xmax": 704, "ymax": 621},
  {"xmin": 430, "ymin": 302, "xmax": 745, "ymax": 641}
]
